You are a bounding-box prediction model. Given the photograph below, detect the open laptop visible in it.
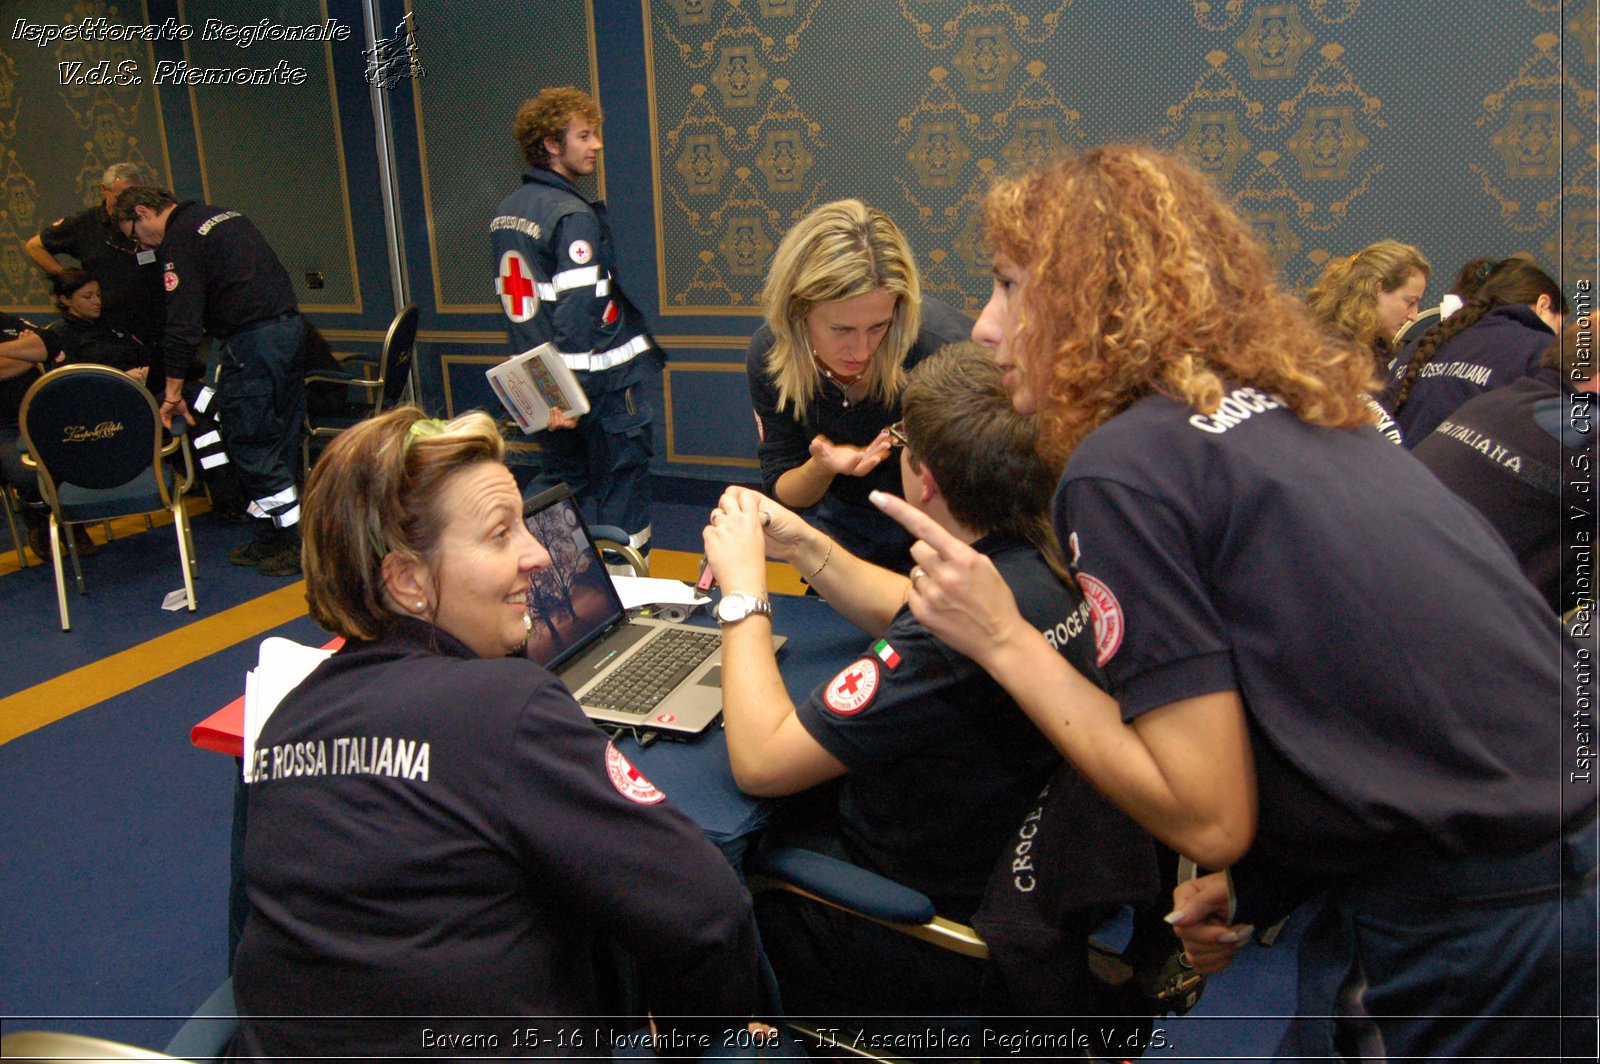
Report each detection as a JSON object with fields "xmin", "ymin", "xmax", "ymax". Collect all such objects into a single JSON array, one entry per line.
[{"xmin": 521, "ymin": 484, "xmax": 785, "ymax": 737}]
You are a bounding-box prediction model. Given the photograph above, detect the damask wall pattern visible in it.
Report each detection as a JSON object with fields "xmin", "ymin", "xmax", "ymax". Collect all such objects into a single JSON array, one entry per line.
[
  {"xmin": 408, "ymin": 0, "xmax": 598, "ymax": 313},
  {"xmin": 0, "ymin": 0, "xmax": 170, "ymax": 313},
  {"xmin": 0, "ymin": 0, "xmax": 377, "ymax": 321},
  {"xmin": 644, "ymin": 0, "xmax": 1595, "ymax": 318}
]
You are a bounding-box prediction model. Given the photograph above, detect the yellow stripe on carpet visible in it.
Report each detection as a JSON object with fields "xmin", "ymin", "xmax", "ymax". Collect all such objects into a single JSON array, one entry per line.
[
  {"xmin": 0, "ymin": 581, "xmax": 309, "ymax": 745},
  {"xmin": 0, "ymin": 550, "xmax": 805, "ymax": 744}
]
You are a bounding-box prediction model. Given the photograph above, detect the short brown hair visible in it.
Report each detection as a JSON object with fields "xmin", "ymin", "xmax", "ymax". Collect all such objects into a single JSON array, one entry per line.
[
  {"xmin": 901, "ymin": 342, "xmax": 1062, "ymax": 567},
  {"xmin": 514, "ymin": 87, "xmax": 603, "ymax": 168},
  {"xmin": 302, "ymin": 406, "xmax": 505, "ymax": 641},
  {"xmin": 110, "ymin": 185, "xmax": 174, "ymax": 223}
]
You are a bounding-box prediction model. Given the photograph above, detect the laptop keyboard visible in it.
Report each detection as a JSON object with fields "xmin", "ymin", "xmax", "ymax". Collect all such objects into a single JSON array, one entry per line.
[{"xmin": 584, "ymin": 628, "xmax": 722, "ymax": 715}]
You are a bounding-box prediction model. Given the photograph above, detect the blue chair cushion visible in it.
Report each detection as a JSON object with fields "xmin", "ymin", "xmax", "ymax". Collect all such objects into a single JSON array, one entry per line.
[{"xmin": 56, "ymin": 464, "xmax": 175, "ymax": 521}]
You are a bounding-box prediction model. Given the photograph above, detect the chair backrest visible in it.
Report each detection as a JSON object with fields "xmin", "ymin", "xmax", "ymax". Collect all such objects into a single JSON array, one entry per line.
[
  {"xmin": 1392, "ymin": 304, "xmax": 1443, "ymax": 352},
  {"xmin": 20, "ymin": 365, "xmax": 163, "ymax": 498},
  {"xmin": 377, "ymin": 303, "xmax": 419, "ymax": 411}
]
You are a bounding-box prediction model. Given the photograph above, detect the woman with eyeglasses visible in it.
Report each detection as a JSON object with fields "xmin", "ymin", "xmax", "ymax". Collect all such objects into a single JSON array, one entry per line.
[{"xmin": 746, "ymin": 199, "xmax": 971, "ymax": 572}]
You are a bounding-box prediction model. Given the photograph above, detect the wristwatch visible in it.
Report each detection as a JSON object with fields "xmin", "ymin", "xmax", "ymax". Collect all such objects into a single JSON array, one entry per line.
[{"xmin": 715, "ymin": 592, "xmax": 772, "ymax": 626}]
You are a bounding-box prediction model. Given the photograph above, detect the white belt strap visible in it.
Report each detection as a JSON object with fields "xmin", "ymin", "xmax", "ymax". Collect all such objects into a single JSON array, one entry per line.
[{"xmin": 558, "ymin": 334, "xmax": 650, "ymax": 373}]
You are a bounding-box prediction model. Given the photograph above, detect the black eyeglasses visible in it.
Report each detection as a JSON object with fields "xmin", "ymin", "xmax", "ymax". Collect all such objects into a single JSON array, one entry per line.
[{"xmin": 886, "ymin": 421, "xmax": 910, "ymax": 448}]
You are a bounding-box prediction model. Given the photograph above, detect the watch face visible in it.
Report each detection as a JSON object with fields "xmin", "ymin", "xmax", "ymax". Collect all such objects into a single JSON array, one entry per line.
[{"xmin": 716, "ymin": 593, "xmax": 765, "ymax": 623}]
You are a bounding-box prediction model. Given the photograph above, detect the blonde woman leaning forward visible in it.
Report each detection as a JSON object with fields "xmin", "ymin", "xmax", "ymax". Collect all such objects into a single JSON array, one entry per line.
[{"xmin": 746, "ymin": 199, "xmax": 970, "ymax": 572}]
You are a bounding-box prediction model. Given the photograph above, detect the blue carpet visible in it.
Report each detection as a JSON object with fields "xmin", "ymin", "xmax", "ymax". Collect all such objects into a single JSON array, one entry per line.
[
  {"xmin": 0, "ymin": 611, "xmax": 328, "ymax": 1049},
  {"xmin": 0, "ymin": 509, "xmax": 288, "ymax": 699}
]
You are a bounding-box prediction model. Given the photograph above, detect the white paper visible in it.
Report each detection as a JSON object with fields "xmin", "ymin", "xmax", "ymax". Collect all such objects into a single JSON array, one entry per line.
[
  {"xmin": 240, "ymin": 669, "xmax": 259, "ymax": 783},
  {"xmin": 240, "ymin": 637, "xmax": 337, "ymax": 781},
  {"xmin": 162, "ymin": 587, "xmax": 191, "ymax": 611},
  {"xmin": 610, "ymin": 574, "xmax": 710, "ymax": 611}
]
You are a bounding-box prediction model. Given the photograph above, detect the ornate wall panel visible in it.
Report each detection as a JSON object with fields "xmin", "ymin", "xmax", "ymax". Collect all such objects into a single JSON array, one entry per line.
[
  {"xmin": 644, "ymin": 0, "xmax": 1592, "ymax": 319},
  {"xmin": 0, "ymin": 0, "xmax": 170, "ymax": 312},
  {"xmin": 408, "ymin": 0, "xmax": 597, "ymax": 314},
  {"xmin": 178, "ymin": 0, "xmax": 361, "ymax": 313}
]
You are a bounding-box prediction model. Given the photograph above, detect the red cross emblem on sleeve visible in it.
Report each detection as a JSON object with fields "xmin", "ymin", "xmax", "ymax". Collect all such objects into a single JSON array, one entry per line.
[
  {"xmin": 823, "ymin": 658, "xmax": 880, "ymax": 716},
  {"xmin": 605, "ymin": 743, "xmax": 665, "ymax": 804},
  {"xmin": 496, "ymin": 250, "xmax": 539, "ymax": 323}
]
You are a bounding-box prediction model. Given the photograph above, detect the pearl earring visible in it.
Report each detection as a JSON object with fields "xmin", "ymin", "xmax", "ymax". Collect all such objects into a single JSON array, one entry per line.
[{"xmin": 415, "ymin": 600, "xmax": 425, "ymax": 611}]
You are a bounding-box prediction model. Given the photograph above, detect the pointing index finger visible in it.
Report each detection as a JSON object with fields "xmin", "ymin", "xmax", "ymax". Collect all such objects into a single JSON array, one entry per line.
[{"xmin": 869, "ymin": 489, "xmax": 964, "ymax": 557}]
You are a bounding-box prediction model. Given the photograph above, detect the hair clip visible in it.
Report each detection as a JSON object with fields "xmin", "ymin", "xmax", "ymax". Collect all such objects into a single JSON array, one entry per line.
[
  {"xmin": 405, "ymin": 418, "xmax": 447, "ymax": 449},
  {"xmin": 1476, "ymin": 260, "xmax": 1498, "ymax": 281}
]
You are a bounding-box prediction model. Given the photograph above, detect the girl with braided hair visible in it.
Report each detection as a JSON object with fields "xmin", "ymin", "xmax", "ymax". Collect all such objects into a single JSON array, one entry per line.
[{"xmin": 1385, "ymin": 257, "xmax": 1566, "ymax": 445}]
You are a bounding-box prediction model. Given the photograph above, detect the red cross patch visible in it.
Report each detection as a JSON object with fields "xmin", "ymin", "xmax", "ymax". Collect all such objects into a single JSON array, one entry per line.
[
  {"xmin": 163, "ymin": 270, "xmax": 179, "ymax": 292},
  {"xmin": 496, "ymin": 250, "xmax": 539, "ymax": 323},
  {"xmin": 567, "ymin": 239, "xmax": 593, "ymax": 265},
  {"xmin": 605, "ymin": 743, "xmax": 664, "ymax": 804},
  {"xmin": 1075, "ymin": 572, "xmax": 1125, "ymax": 666},
  {"xmin": 823, "ymin": 657, "xmax": 880, "ymax": 716}
]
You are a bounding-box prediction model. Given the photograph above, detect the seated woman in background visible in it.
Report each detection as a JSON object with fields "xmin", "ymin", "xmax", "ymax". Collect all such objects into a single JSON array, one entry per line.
[
  {"xmin": 0, "ymin": 313, "xmax": 70, "ymax": 560},
  {"xmin": 1306, "ymin": 239, "xmax": 1430, "ymax": 374},
  {"xmin": 1385, "ymin": 257, "xmax": 1566, "ymax": 445},
  {"xmin": 45, "ymin": 269, "xmax": 150, "ymax": 383},
  {"xmin": 873, "ymin": 145, "xmax": 1591, "ymax": 1061},
  {"xmin": 230, "ymin": 406, "xmax": 761, "ymax": 1058},
  {"xmin": 746, "ymin": 199, "xmax": 971, "ymax": 572}
]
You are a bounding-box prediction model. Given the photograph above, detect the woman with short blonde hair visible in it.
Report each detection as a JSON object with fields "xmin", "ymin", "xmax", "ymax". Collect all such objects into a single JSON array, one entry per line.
[{"xmin": 746, "ymin": 199, "xmax": 971, "ymax": 571}]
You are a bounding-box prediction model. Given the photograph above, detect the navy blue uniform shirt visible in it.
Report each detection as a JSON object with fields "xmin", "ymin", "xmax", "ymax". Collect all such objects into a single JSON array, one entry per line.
[
  {"xmin": 1058, "ymin": 388, "xmax": 1582, "ymax": 884},
  {"xmin": 157, "ymin": 201, "xmax": 297, "ymax": 381},
  {"xmin": 233, "ymin": 619, "xmax": 759, "ymax": 1058},
  {"xmin": 796, "ymin": 534, "xmax": 1097, "ymax": 917}
]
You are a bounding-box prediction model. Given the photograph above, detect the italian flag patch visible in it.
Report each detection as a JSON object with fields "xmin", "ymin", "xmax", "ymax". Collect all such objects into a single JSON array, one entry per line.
[{"xmin": 871, "ymin": 638, "xmax": 901, "ymax": 670}]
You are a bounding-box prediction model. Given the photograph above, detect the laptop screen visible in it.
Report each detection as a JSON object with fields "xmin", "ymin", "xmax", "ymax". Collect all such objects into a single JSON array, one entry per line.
[{"xmin": 521, "ymin": 487, "xmax": 628, "ymax": 670}]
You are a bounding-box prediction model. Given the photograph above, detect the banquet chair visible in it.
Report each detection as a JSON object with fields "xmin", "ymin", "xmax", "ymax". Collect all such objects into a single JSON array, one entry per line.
[
  {"xmin": 0, "ymin": 1030, "xmax": 189, "ymax": 1061},
  {"xmin": 19, "ymin": 365, "xmax": 197, "ymax": 630},
  {"xmin": 591, "ymin": 522, "xmax": 650, "ymax": 577},
  {"xmin": 302, "ymin": 302, "xmax": 418, "ymax": 467},
  {"xmin": 2, "ymin": 479, "xmax": 29, "ymax": 568},
  {"xmin": 1392, "ymin": 304, "xmax": 1444, "ymax": 353},
  {"xmin": 747, "ymin": 845, "xmax": 1205, "ymax": 1062}
]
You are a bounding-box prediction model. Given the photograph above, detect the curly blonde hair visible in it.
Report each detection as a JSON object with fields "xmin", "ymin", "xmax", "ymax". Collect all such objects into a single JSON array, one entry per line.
[
  {"xmin": 1306, "ymin": 239, "xmax": 1431, "ymax": 359},
  {"xmin": 758, "ymin": 199, "xmax": 921, "ymax": 420},
  {"xmin": 984, "ymin": 146, "xmax": 1378, "ymax": 466},
  {"xmin": 514, "ymin": 87, "xmax": 602, "ymax": 169}
]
